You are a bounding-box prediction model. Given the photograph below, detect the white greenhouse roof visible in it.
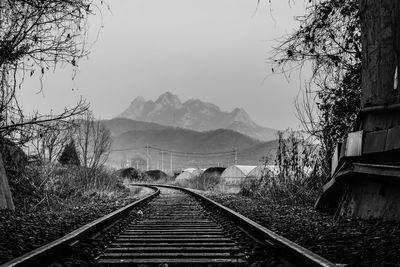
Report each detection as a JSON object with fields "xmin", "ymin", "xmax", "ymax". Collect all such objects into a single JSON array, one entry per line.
[
  {"xmin": 248, "ymin": 165, "xmax": 280, "ymax": 177},
  {"xmin": 183, "ymin": 168, "xmax": 198, "ymax": 173},
  {"xmin": 232, "ymin": 165, "xmax": 257, "ymax": 176}
]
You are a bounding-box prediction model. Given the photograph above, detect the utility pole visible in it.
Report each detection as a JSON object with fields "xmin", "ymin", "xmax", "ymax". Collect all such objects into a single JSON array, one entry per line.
[
  {"xmin": 161, "ymin": 151, "xmax": 164, "ymax": 172},
  {"xmin": 234, "ymin": 149, "xmax": 237, "ymax": 165},
  {"xmin": 146, "ymin": 144, "xmax": 149, "ymax": 171},
  {"xmin": 170, "ymin": 152, "xmax": 173, "ymax": 174}
]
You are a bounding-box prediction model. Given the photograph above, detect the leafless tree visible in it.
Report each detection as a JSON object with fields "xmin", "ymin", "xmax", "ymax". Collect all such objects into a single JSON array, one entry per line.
[
  {"xmin": 30, "ymin": 120, "xmax": 77, "ymax": 163},
  {"xmin": 0, "ymin": 0, "xmax": 105, "ymax": 142},
  {"xmin": 0, "ymin": 0, "xmax": 104, "ymax": 210},
  {"xmin": 74, "ymin": 112, "xmax": 111, "ymax": 187},
  {"xmin": 271, "ymin": 0, "xmax": 361, "ymax": 177}
]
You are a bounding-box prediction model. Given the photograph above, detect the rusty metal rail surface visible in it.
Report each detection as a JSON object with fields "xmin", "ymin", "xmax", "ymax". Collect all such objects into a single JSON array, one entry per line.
[
  {"xmin": 1, "ymin": 184, "xmax": 342, "ymax": 267},
  {"xmin": 0, "ymin": 185, "xmax": 160, "ymax": 267}
]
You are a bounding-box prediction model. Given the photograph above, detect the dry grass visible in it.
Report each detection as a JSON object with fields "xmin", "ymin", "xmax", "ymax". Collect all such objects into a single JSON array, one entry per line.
[
  {"xmin": 240, "ymin": 174, "xmax": 319, "ymax": 206},
  {"xmin": 21, "ymin": 162, "xmax": 128, "ymax": 211},
  {"xmin": 240, "ymin": 130, "xmax": 324, "ymax": 206}
]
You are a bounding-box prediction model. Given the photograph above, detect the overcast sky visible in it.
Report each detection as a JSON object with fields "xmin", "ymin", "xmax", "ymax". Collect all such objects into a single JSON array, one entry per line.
[{"xmin": 19, "ymin": 0, "xmax": 310, "ymax": 130}]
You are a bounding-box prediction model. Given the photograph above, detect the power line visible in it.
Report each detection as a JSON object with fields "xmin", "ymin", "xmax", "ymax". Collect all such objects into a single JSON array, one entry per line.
[
  {"xmin": 148, "ymin": 145, "xmax": 235, "ymax": 155},
  {"xmin": 111, "ymin": 146, "xmax": 146, "ymax": 152},
  {"xmin": 169, "ymin": 153, "xmax": 235, "ymax": 159},
  {"xmin": 112, "ymin": 144, "xmax": 239, "ymax": 170},
  {"xmin": 111, "ymin": 145, "xmax": 236, "ymax": 156}
]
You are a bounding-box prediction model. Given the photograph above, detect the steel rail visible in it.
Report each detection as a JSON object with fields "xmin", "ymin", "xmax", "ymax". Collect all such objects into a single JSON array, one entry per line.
[
  {"xmin": 151, "ymin": 184, "xmax": 343, "ymax": 267},
  {"xmin": 0, "ymin": 185, "xmax": 160, "ymax": 267},
  {"xmin": 2, "ymin": 183, "xmax": 344, "ymax": 267}
]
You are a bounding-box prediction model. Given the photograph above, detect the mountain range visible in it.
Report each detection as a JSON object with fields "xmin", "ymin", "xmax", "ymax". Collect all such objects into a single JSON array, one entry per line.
[
  {"xmin": 116, "ymin": 92, "xmax": 277, "ymax": 142},
  {"xmin": 101, "ymin": 118, "xmax": 278, "ymax": 170}
]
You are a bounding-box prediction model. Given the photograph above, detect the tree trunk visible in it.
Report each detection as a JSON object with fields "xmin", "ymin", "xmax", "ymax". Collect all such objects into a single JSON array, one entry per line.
[{"xmin": 0, "ymin": 152, "xmax": 15, "ymax": 210}]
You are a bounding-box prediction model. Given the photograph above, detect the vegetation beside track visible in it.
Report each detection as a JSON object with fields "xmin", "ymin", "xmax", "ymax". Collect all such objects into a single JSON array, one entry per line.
[
  {"xmin": 0, "ymin": 123, "xmax": 154, "ymax": 265},
  {"xmin": 0, "ymin": 180, "xmax": 147, "ymax": 265}
]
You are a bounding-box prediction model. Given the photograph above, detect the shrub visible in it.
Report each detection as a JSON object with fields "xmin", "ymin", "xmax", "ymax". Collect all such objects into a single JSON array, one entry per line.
[
  {"xmin": 119, "ymin": 168, "xmax": 140, "ymax": 180},
  {"xmin": 23, "ymin": 162, "xmax": 127, "ymax": 211},
  {"xmin": 143, "ymin": 170, "xmax": 169, "ymax": 181},
  {"xmin": 58, "ymin": 140, "xmax": 80, "ymax": 166},
  {"xmin": 240, "ymin": 130, "xmax": 324, "ymax": 206}
]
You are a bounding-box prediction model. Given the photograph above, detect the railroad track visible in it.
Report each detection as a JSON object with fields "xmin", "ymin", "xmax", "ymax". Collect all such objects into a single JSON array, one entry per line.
[{"xmin": 1, "ymin": 185, "xmax": 342, "ymax": 267}]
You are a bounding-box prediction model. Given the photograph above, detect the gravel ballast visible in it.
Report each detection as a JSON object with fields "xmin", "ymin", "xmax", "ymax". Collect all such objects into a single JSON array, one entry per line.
[{"xmin": 202, "ymin": 192, "xmax": 400, "ymax": 266}]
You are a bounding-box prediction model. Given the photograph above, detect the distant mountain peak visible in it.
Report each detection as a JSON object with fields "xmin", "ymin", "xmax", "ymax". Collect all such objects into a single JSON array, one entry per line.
[
  {"xmin": 231, "ymin": 107, "xmax": 252, "ymax": 122},
  {"xmin": 155, "ymin": 91, "xmax": 181, "ymax": 107},
  {"xmin": 131, "ymin": 96, "xmax": 146, "ymax": 105},
  {"xmin": 232, "ymin": 107, "xmax": 245, "ymax": 113},
  {"xmin": 232, "ymin": 107, "xmax": 248, "ymax": 116},
  {"xmin": 116, "ymin": 92, "xmax": 277, "ymax": 141}
]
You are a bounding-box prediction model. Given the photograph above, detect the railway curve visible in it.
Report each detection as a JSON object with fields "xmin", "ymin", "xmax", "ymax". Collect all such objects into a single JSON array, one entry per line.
[{"xmin": 1, "ymin": 184, "xmax": 341, "ymax": 267}]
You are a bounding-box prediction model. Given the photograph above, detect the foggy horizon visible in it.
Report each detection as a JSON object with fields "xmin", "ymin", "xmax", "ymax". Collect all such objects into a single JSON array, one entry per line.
[{"xmin": 18, "ymin": 0, "xmax": 310, "ymax": 130}]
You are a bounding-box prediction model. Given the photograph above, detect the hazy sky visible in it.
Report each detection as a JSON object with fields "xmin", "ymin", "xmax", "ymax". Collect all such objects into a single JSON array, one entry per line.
[{"xmin": 19, "ymin": 0, "xmax": 310, "ymax": 130}]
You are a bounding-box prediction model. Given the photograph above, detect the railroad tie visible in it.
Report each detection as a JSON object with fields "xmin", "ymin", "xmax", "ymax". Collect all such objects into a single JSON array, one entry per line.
[{"xmin": 97, "ymin": 188, "xmax": 246, "ymax": 265}]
